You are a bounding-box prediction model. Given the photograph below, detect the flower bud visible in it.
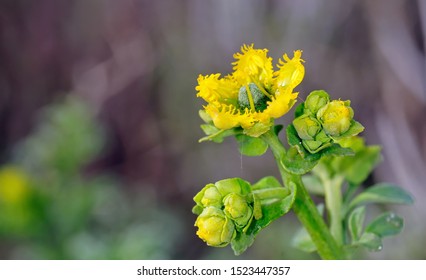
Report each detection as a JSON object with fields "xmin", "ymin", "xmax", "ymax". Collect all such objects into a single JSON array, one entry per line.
[
  {"xmin": 317, "ymin": 100, "xmax": 354, "ymax": 137},
  {"xmin": 304, "ymin": 90, "xmax": 330, "ymax": 115},
  {"xmin": 195, "ymin": 207, "xmax": 235, "ymax": 247},
  {"xmin": 223, "ymin": 193, "xmax": 253, "ymax": 228},
  {"xmin": 293, "ymin": 115, "xmax": 322, "ymax": 140},
  {"xmin": 193, "ymin": 184, "xmax": 222, "ymax": 208},
  {"xmin": 215, "ymin": 178, "xmax": 251, "ymax": 197}
]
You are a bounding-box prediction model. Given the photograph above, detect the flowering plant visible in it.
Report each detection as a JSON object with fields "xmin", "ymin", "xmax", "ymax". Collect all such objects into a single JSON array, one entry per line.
[{"xmin": 192, "ymin": 44, "xmax": 413, "ymax": 259}]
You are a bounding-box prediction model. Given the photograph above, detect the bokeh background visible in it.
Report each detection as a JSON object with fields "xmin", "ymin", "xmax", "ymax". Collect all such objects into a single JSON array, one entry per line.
[{"xmin": 0, "ymin": 0, "xmax": 425, "ymax": 259}]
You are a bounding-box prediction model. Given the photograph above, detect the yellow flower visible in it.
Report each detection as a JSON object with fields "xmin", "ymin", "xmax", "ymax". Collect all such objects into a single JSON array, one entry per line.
[{"xmin": 196, "ymin": 44, "xmax": 304, "ymax": 137}]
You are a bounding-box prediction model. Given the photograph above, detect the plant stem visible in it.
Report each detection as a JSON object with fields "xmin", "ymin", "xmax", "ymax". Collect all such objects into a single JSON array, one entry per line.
[
  {"xmin": 323, "ymin": 175, "xmax": 344, "ymax": 245},
  {"xmin": 261, "ymin": 129, "xmax": 346, "ymax": 260}
]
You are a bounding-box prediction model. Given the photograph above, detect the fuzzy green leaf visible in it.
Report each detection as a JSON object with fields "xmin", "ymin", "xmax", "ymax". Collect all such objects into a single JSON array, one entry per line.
[
  {"xmin": 357, "ymin": 232, "xmax": 383, "ymax": 251},
  {"xmin": 321, "ymin": 144, "xmax": 354, "ymax": 157},
  {"xmin": 349, "ymin": 183, "xmax": 414, "ymax": 210},
  {"xmin": 348, "ymin": 206, "xmax": 365, "ymax": 242},
  {"xmin": 338, "ymin": 146, "xmax": 382, "ymax": 185},
  {"xmin": 282, "ymin": 147, "xmax": 320, "ymax": 175},
  {"xmin": 365, "ymin": 212, "xmax": 404, "ymax": 237},
  {"xmin": 236, "ymin": 134, "xmax": 268, "ymax": 156}
]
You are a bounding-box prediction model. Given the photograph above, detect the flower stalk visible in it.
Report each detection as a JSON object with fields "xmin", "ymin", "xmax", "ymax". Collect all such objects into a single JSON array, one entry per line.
[{"xmin": 261, "ymin": 129, "xmax": 346, "ymax": 260}]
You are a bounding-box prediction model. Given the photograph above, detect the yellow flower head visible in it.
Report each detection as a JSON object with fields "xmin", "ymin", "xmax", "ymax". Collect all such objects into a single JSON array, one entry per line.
[{"xmin": 196, "ymin": 44, "xmax": 305, "ymax": 137}]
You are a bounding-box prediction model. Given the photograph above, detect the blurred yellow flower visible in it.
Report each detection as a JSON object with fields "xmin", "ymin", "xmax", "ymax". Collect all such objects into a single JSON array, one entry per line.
[
  {"xmin": 0, "ymin": 166, "xmax": 30, "ymax": 205},
  {"xmin": 196, "ymin": 44, "xmax": 304, "ymax": 137}
]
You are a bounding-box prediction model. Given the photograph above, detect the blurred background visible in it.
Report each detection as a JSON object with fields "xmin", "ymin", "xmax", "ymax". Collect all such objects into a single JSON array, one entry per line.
[{"xmin": 0, "ymin": 0, "xmax": 425, "ymax": 259}]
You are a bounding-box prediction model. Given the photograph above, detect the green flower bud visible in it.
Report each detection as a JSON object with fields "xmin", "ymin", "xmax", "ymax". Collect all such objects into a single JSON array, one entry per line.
[
  {"xmin": 223, "ymin": 193, "xmax": 253, "ymax": 228},
  {"xmin": 215, "ymin": 178, "xmax": 251, "ymax": 197},
  {"xmin": 304, "ymin": 90, "xmax": 330, "ymax": 115},
  {"xmin": 293, "ymin": 114, "xmax": 322, "ymax": 140},
  {"xmin": 317, "ymin": 100, "xmax": 354, "ymax": 137},
  {"xmin": 193, "ymin": 184, "xmax": 222, "ymax": 208},
  {"xmin": 301, "ymin": 130, "xmax": 332, "ymax": 154},
  {"xmin": 195, "ymin": 207, "xmax": 235, "ymax": 247}
]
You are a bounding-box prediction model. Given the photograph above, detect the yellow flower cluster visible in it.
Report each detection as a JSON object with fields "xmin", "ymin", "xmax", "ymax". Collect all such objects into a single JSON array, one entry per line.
[{"xmin": 196, "ymin": 44, "xmax": 305, "ymax": 137}]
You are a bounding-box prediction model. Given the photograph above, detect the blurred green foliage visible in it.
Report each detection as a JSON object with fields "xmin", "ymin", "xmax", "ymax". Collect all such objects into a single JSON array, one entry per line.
[{"xmin": 0, "ymin": 96, "xmax": 182, "ymax": 259}]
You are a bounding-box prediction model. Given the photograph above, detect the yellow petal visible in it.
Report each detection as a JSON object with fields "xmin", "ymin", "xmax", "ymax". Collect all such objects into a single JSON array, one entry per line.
[
  {"xmin": 264, "ymin": 88, "xmax": 298, "ymax": 119},
  {"xmin": 275, "ymin": 50, "xmax": 305, "ymax": 89},
  {"xmin": 196, "ymin": 74, "xmax": 222, "ymax": 103},
  {"xmin": 205, "ymin": 104, "xmax": 239, "ymax": 130},
  {"xmin": 196, "ymin": 74, "xmax": 238, "ymax": 104},
  {"xmin": 232, "ymin": 44, "xmax": 273, "ymax": 87}
]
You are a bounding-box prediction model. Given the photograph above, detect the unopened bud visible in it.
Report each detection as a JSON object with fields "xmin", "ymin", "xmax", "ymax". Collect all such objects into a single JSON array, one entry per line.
[
  {"xmin": 195, "ymin": 207, "xmax": 235, "ymax": 247},
  {"xmin": 223, "ymin": 193, "xmax": 253, "ymax": 228},
  {"xmin": 305, "ymin": 90, "xmax": 330, "ymax": 115},
  {"xmin": 293, "ymin": 115, "xmax": 321, "ymax": 140},
  {"xmin": 317, "ymin": 100, "xmax": 353, "ymax": 137}
]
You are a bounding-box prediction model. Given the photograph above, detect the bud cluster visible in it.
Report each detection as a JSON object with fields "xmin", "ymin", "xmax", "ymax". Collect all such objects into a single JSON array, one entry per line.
[
  {"xmin": 192, "ymin": 178, "xmax": 255, "ymax": 247},
  {"xmin": 293, "ymin": 90, "xmax": 358, "ymax": 153}
]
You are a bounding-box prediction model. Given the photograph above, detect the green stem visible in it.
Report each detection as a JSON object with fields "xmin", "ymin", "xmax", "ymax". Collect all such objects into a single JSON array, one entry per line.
[
  {"xmin": 323, "ymin": 175, "xmax": 344, "ymax": 245},
  {"xmin": 252, "ymin": 188, "xmax": 290, "ymax": 201},
  {"xmin": 261, "ymin": 129, "xmax": 346, "ymax": 260}
]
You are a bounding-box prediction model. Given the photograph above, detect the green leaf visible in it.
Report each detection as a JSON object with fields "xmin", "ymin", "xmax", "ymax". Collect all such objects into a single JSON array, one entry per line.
[
  {"xmin": 252, "ymin": 176, "xmax": 282, "ymax": 191},
  {"xmin": 357, "ymin": 232, "xmax": 382, "ymax": 251},
  {"xmin": 286, "ymin": 124, "xmax": 303, "ymax": 148},
  {"xmin": 231, "ymin": 182, "xmax": 296, "ymax": 255},
  {"xmin": 348, "ymin": 206, "xmax": 365, "ymax": 242},
  {"xmin": 236, "ymin": 134, "xmax": 268, "ymax": 156},
  {"xmin": 282, "ymin": 146, "xmax": 320, "ymax": 175},
  {"xmin": 199, "ymin": 127, "xmax": 240, "ymax": 143},
  {"xmin": 273, "ymin": 124, "xmax": 284, "ymax": 136},
  {"xmin": 200, "ymin": 124, "xmax": 220, "ymax": 135},
  {"xmin": 294, "ymin": 102, "xmax": 305, "ymax": 118},
  {"xmin": 321, "ymin": 144, "xmax": 354, "ymax": 157},
  {"xmin": 199, "ymin": 110, "xmax": 212, "ymax": 123},
  {"xmin": 302, "ymin": 175, "xmax": 324, "ymax": 196},
  {"xmin": 349, "ymin": 183, "xmax": 414, "ymax": 210},
  {"xmin": 365, "ymin": 212, "xmax": 404, "ymax": 237},
  {"xmin": 285, "ymin": 124, "xmax": 329, "ymax": 175},
  {"xmin": 334, "ymin": 121, "xmax": 364, "ymax": 140},
  {"xmin": 337, "ymin": 146, "xmax": 382, "ymax": 185},
  {"xmin": 254, "ymin": 183, "xmax": 296, "ymax": 230},
  {"xmin": 231, "ymin": 231, "xmax": 256, "ymax": 256}
]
